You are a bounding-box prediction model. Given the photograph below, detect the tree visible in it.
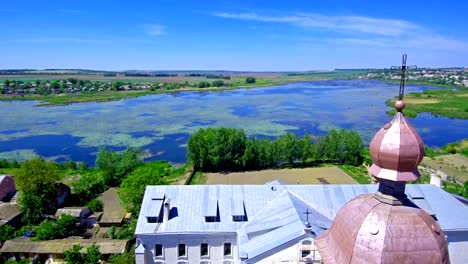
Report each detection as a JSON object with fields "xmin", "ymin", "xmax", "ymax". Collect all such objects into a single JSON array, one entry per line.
[
  {"xmin": 64, "ymin": 243, "xmax": 101, "ymax": 264},
  {"xmin": 72, "ymin": 171, "xmax": 107, "ymax": 204},
  {"xmin": 95, "ymin": 148, "xmax": 142, "ymax": 186},
  {"xmin": 19, "ymin": 193, "xmax": 45, "ymax": 225},
  {"xmin": 15, "ymin": 157, "xmax": 60, "ymax": 196},
  {"xmin": 87, "ymin": 199, "xmax": 103, "ymax": 212},
  {"xmin": 245, "ymin": 77, "xmax": 256, "ymax": 84},
  {"xmin": 187, "ymin": 128, "xmax": 247, "ymax": 171},
  {"xmin": 0, "ymin": 225, "xmax": 15, "ymax": 242},
  {"xmin": 64, "ymin": 245, "xmax": 85, "ymax": 264},
  {"xmin": 35, "ymin": 215, "xmax": 79, "ymax": 241},
  {"xmin": 51, "ymin": 81, "xmax": 60, "ymax": 89},
  {"xmin": 109, "ymin": 253, "xmax": 135, "ymax": 264},
  {"xmin": 118, "ymin": 161, "xmax": 170, "ymax": 214},
  {"xmin": 15, "ymin": 158, "xmax": 61, "ymax": 222},
  {"xmin": 85, "ymin": 244, "xmax": 102, "ymax": 264},
  {"xmin": 212, "ymin": 80, "xmax": 224, "ymax": 87},
  {"xmin": 198, "ymin": 81, "xmax": 211, "ymax": 88},
  {"xmin": 300, "ymin": 134, "xmax": 315, "ymax": 165}
]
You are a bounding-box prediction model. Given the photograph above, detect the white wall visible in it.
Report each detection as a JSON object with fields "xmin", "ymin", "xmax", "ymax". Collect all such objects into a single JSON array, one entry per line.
[
  {"xmin": 136, "ymin": 233, "xmax": 238, "ymax": 264},
  {"xmin": 254, "ymin": 238, "xmax": 322, "ymax": 264},
  {"xmin": 446, "ymin": 230, "xmax": 468, "ymax": 263}
]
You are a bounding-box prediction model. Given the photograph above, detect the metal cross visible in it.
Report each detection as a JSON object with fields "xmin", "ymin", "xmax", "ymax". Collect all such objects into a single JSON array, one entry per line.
[
  {"xmin": 391, "ymin": 54, "xmax": 417, "ymax": 100},
  {"xmin": 304, "ymin": 209, "xmax": 312, "ymax": 224}
]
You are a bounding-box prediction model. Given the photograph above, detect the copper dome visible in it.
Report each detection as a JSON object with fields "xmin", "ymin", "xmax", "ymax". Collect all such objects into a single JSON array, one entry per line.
[
  {"xmin": 369, "ymin": 101, "xmax": 424, "ymax": 182},
  {"xmin": 316, "ymin": 194, "xmax": 450, "ymax": 264}
]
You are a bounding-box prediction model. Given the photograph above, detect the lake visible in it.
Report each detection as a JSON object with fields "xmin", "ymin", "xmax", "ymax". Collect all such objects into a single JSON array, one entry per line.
[{"xmin": 0, "ymin": 79, "xmax": 466, "ymax": 165}]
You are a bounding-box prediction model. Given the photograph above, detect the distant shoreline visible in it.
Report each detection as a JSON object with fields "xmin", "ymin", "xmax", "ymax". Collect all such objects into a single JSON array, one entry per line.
[
  {"xmin": 0, "ymin": 78, "xmax": 332, "ymax": 106},
  {"xmin": 1, "ymin": 77, "xmax": 465, "ymax": 121}
]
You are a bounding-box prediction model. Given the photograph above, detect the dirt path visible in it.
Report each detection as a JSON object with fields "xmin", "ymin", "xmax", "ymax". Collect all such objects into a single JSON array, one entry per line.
[{"xmin": 206, "ymin": 167, "xmax": 357, "ymax": 185}]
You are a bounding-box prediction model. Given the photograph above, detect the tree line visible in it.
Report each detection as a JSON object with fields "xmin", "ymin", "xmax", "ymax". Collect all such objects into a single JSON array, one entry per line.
[{"xmin": 188, "ymin": 128, "xmax": 364, "ymax": 172}]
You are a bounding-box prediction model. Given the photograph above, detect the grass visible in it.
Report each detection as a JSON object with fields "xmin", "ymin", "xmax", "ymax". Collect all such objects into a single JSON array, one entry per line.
[
  {"xmin": 339, "ymin": 165, "xmax": 371, "ymax": 184},
  {"xmin": 386, "ymin": 88, "xmax": 468, "ymax": 119},
  {"xmin": 188, "ymin": 171, "xmax": 206, "ymax": 185}
]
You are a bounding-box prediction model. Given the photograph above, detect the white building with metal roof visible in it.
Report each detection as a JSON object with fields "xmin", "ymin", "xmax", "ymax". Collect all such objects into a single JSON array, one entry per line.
[{"xmin": 135, "ymin": 183, "xmax": 468, "ymax": 263}]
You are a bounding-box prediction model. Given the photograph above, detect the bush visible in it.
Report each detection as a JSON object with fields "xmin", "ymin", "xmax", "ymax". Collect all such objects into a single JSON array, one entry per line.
[
  {"xmin": 118, "ymin": 162, "xmax": 170, "ymax": 214},
  {"xmin": 245, "ymin": 77, "xmax": 256, "ymax": 83},
  {"xmin": 109, "ymin": 253, "xmax": 135, "ymax": 264},
  {"xmin": 198, "ymin": 81, "xmax": 211, "ymax": 88},
  {"xmin": 87, "ymin": 199, "xmax": 103, "ymax": 212},
  {"xmin": 96, "ymin": 148, "xmax": 143, "ymax": 186},
  {"xmin": 35, "ymin": 215, "xmax": 79, "ymax": 241},
  {"xmin": 212, "ymin": 80, "xmax": 224, "ymax": 87},
  {"xmin": 73, "ymin": 171, "xmax": 107, "ymax": 204}
]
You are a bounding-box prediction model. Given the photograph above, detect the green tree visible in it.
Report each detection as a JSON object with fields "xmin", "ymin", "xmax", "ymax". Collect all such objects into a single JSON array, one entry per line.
[
  {"xmin": 242, "ymin": 139, "xmax": 259, "ymax": 170},
  {"xmin": 188, "ymin": 128, "xmax": 247, "ymax": 171},
  {"xmin": 300, "ymin": 134, "xmax": 315, "ymax": 165},
  {"xmin": 64, "ymin": 245, "xmax": 85, "ymax": 264},
  {"xmin": 198, "ymin": 81, "xmax": 211, "ymax": 88},
  {"xmin": 15, "ymin": 157, "xmax": 60, "ymax": 196},
  {"xmin": 0, "ymin": 225, "xmax": 15, "ymax": 242},
  {"xmin": 245, "ymin": 77, "xmax": 256, "ymax": 83},
  {"xmin": 67, "ymin": 160, "xmax": 77, "ymax": 170},
  {"xmin": 87, "ymin": 199, "xmax": 103, "ymax": 212},
  {"xmin": 95, "ymin": 148, "xmax": 142, "ymax": 186},
  {"xmin": 212, "ymin": 80, "xmax": 225, "ymax": 87},
  {"xmin": 118, "ymin": 161, "xmax": 170, "ymax": 214},
  {"xmin": 50, "ymin": 81, "xmax": 60, "ymax": 89},
  {"xmin": 109, "ymin": 253, "xmax": 135, "ymax": 264},
  {"xmin": 72, "ymin": 171, "xmax": 107, "ymax": 204},
  {"xmin": 19, "ymin": 193, "xmax": 45, "ymax": 225},
  {"xmin": 16, "ymin": 158, "xmax": 61, "ymax": 223},
  {"xmin": 35, "ymin": 215, "xmax": 79, "ymax": 241},
  {"xmin": 85, "ymin": 244, "xmax": 102, "ymax": 264}
]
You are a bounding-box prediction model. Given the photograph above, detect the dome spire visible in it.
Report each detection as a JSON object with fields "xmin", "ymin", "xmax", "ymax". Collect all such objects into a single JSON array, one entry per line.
[
  {"xmin": 369, "ymin": 54, "xmax": 423, "ymax": 204},
  {"xmin": 316, "ymin": 55, "xmax": 450, "ymax": 263}
]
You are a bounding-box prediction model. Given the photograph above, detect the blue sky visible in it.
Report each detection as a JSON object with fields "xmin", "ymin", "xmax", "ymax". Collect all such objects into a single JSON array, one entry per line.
[{"xmin": 1, "ymin": 0, "xmax": 467, "ymax": 71}]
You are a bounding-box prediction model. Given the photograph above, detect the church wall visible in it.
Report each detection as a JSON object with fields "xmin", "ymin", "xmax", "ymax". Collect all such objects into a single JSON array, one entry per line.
[{"xmin": 136, "ymin": 233, "xmax": 238, "ymax": 264}]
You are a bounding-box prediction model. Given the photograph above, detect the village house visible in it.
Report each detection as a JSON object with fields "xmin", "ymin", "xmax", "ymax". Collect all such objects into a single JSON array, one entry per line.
[
  {"xmin": 0, "ymin": 238, "xmax": 130, "ymax": 262},
  {"xmin": 0, "ymin": 175, "xmax": 16, "ymax": 202}
]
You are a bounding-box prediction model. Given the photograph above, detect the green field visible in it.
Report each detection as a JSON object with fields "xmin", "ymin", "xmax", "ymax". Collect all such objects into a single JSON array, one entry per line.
[{"xmin": 387, "ymin": 88, "xmax": 468, "ymax": 119}]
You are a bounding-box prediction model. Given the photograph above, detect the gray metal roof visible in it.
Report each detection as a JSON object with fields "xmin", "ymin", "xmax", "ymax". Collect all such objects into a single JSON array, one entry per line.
[{"xmin": 136, "ymin": 184, "xmax": 468, "ymax": 260}]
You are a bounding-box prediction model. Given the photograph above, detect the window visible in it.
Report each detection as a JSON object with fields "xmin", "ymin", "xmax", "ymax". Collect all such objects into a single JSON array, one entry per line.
[
  {"xmin": 205, "ymin": 216, "xmax": 217, "ymax": 222},
  {"xmin": 200, "ymin": 243, "xmax": 209, "ymax": 256},
  {"xmin": 147, "ymin": 216, "xmax": 158, "ymax": 223},
  {"xmin": 223, "ymin": 243, "xmax": 231, "ymax": 256},
  {"xmin": 301, "ymin": 250, "xmax": 311, "ymax": 258},
  {"xmin": 178, "ymin": 244, "xmax": 186, "ymax": 257},
  {"xmin": 232, "ymin": 215, "xmax": 247, "ymax": 222},
  {"xmin": 155, "ymin": 244, "xmax": 163, "ymax": 257}
]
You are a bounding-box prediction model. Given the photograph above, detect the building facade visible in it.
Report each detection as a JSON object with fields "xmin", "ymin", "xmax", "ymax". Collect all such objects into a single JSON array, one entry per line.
[{"xmin": 135, "ymin": 183, "xmax": 468, "ymax": 263}]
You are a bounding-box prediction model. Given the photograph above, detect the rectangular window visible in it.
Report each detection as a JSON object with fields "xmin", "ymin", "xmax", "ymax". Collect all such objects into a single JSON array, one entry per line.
[
  {"xmin": 301, "ymin": 250, "xmax": 311, "ymax": 258},
  {"xmin": 205, "ymin": 216, "xmax": 217, "ymax": 222},
  {"xmin": 200, "ymin": 243, "xmax": 209, "ymax": 256},
  {"xmin": 232, "ymin": 215, "xmax": 246, "ymax": 222},
  {"xmin": 155, "ymin": 244, "xmax": 163, "ymax": 257},
  {"xmin": 178, "ymin": 244, "xmax": 186, "ymax": 257},
  {"xmin": 223, "ymin": 243, "xmax": 231, "ymax": 256},
  {"xmin": 147, "ymin": 216, "xmax": 158, "ymax": 223}
]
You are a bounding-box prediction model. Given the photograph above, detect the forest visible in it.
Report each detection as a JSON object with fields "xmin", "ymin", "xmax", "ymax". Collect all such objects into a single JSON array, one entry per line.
[{"xmin": 187, "ymin": 127, "xmax": 365, "ymax": 172}]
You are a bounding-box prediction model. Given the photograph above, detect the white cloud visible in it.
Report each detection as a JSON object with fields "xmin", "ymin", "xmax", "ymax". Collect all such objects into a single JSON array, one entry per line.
[
  {"xmin": 213, "ymin": 11, "xmax": 468, "ymax": 52},
  {"xmin": 145, "ymin": 24, "xmax": 165, "ymax": 36},
  {"xmin": 213, "ymin": 12, "xmax": 419, "ymax": 37}
]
